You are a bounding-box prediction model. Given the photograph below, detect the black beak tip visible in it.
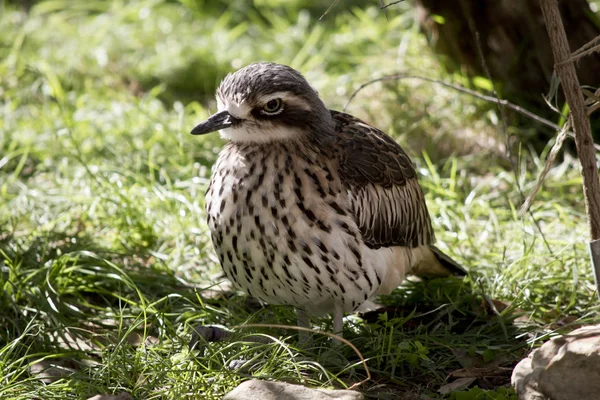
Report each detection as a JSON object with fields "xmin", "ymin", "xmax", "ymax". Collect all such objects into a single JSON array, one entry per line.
[
  {"xmin": 190, "ymin": 110, "xmax": 236, "ymax": 136},
  {"xmin": 190, "ymin": 125, "xmax": 205, "ymax": 135}
]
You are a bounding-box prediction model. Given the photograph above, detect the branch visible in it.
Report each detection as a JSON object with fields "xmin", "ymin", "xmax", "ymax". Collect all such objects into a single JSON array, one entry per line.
[
  {"xmin": 520, "ymin": 121, "xmax": 570, "ymax": 215},
  {"xmin": 319, "ymin": 0, "xmax": 341, "ymax": 20},
  {"xmin": 381, "ymin": 0, "xmax": 405, "ymax": 9},
  {"xmin": 557, "ymin": 34, "xmax": 600, "ymax": 66},
  {"xmin": 343, "ymin": 74, "xmax": 600, "ymax": 150},
  {"xmin": 540, "ymin": 0, "xmax": 600, "ymax": 240}
]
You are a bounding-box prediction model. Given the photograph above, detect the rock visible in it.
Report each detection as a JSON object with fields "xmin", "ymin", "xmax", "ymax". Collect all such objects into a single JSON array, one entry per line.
[
  {"xmin": 189, "ymin": 325, "xmax": 233, "ymax": 350},
  {"xmin": 223, "ymin": 380, "xmax": 364, "ymax": 400},
  {"xmin": 188, "ymin": 324, "xmax": 271, "ymax": 351},
  {"xmin": 28, "ymin": 358, "xmax": 78, "ymax": 384},
  {"xmin": 512, "ymin": 324, "xmax": 600, "ymax": 400}
]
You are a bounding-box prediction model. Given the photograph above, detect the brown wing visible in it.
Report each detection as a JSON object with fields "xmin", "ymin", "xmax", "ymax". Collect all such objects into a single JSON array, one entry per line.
[{"xmin": 332, "ymin": 110, "xmax": 434, "ymax": 249}]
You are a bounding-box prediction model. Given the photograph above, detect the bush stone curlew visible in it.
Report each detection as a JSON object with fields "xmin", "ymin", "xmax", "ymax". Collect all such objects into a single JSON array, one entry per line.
[{"xmin": 190, "ymin": 62, "xmax": 465, "ymax": 338}]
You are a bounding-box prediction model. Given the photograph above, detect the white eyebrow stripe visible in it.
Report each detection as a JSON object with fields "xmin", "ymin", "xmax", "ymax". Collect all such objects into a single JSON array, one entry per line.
[
  {"xmin": 257, "ymin": 91, "xmax": 312, "ymax": 112},
  {"xmin": 217, "ymin": 97, "xmax": 252, "ymax": 119}
]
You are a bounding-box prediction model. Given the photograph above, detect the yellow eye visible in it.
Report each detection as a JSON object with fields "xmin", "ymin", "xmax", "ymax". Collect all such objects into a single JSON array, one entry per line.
[{"xmin": 263, "ymin": 98, "xmax": 283, "ymax": 113}]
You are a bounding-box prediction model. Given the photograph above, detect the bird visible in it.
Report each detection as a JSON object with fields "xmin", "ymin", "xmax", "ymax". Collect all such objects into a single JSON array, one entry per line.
[{"xmin": 190, "ymin": 62, "xmax": 465, "ymax": 338}]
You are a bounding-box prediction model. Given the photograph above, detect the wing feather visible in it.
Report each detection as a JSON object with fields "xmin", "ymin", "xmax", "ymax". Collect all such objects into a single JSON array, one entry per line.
[{"xmin": 332, "ymin": 110, "xmax": 434, "ymax": 249}]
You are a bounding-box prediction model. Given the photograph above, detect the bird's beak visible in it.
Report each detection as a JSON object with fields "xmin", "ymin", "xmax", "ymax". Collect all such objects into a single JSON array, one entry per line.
[{"xmin": 190, "ymin": 111, "xmax": 238, "ymax": 135}]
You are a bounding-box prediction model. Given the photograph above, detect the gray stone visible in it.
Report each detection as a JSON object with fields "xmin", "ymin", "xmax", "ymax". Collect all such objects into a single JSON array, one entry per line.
[
  {"xmin": 512, "ymin": 324, "xmax": 600, "ymax": 400},
  {"xmin": 29, "ymin": 359, "xmax": 77, "ymax": 384},
  {"xmin": 87, "ymin": 393, "xmax": 133, "ymax": 400},
  {"xmin": 223, "ymin": 379, "xmax": 364, "ymax": 400}
]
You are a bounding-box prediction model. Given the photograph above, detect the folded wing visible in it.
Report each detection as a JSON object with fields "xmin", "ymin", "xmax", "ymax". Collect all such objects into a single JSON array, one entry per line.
[{"xmin": 332, "ymin": 110, "xmax": 434, "ymax": 250}]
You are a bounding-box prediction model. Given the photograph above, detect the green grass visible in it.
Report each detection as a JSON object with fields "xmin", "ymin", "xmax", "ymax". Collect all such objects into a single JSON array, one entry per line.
[{"xmin": 1, "ymin": 0, "xmax": 599, "ymax": 399}]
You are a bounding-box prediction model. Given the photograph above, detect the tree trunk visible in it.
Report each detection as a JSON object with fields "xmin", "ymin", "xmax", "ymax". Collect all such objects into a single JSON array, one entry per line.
[{"xmin": 415, "ymin": 0, "xmax": 600, "ymax": 138}]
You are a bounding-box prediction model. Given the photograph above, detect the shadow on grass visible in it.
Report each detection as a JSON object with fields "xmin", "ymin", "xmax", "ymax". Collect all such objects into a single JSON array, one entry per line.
[
  {"xmin": 186, "ymin": 277, "xmax": 531, "ymax": 397},
  {"xmin": 0, "ymin": 229, "xmax": 209, "ymax": 382},
  {"xmin": 0, "ymin": 231, "xmax": 567, "ymax": 397},
  {"xmin": 245, "ymin": 278, "xmax": 526, "ymax": 398}
]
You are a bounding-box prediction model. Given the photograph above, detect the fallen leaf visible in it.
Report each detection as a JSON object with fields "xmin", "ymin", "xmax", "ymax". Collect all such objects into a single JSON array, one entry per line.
[
  {"xmin": 29, "ymin": 358, "xmax": 78, "ymax": 384},
  {"xmin": 438, "ymin": 377, "xmax": 476, "ymax": 394},
  {"xmin": 449, "ymin": 366, "xmax": 513, "ymax": 378}
]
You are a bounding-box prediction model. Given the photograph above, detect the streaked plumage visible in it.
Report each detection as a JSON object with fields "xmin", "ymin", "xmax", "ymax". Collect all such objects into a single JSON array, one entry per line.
[{"xmin": 191, "ymin": 62, "xmax": 465, "ymax": 336}]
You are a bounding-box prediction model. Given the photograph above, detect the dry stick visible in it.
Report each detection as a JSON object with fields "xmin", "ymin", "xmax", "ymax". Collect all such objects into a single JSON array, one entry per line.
[
  {"xmin": 381, "ymin": 0, "xmax": 405, "ymax": 9},
  {"xmin": 319, "ymin": 0, "xmax": 341, "ymax": 20},
  {"xmin": 379, "ymin": 0, "xmax": 389, "ymax": 21},
  {"xmin": 584, "ymin": 87, "xmax": 600, "ymax": 113},
  {"xmin": 557, "ymin": 34, "xmax": 600, "ymax": 66},
  {"xmin": 343, "ymin": 74, "xmax": 600, "ymax": 151},
  {"xmin": 507, "ymin": 86, "xmax": 598, "ymax": 215},
  {"xmin": 520, "ymin": 121, "xmax": 570, "ymax": 215},
  {"xmin": 540, "ymin": 0, "xmax": 600, "ymax": 240}
]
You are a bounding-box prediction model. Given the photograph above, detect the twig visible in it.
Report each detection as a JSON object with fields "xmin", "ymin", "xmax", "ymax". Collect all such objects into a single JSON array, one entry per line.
[
  {"xmin": 519, "ymin": 121, "xmax": 570, "ymax": 215},
  {"xmin": 343, "ymin": 73, "xmax": 600, "ymax": 151},
  {"xmin": 379, "ymin": 0, "xmax": 389, "ymax": 21},
  {"xmin": 344, "ymin": 76, "xmax": 548, "ymax": 128},
  {"xmin": 319, "ymin": 0, "xmax": 341, "ymax": 20},
  {"xmin": 381, "ymin": 0, "xmax": 405, "ymax": 9},
  {"xmin": 557, "ymin": 34, "xmax": 600, "ymax": 66},
  {"xmin": 583, "ymin": 87, "xmax": 600, "ymax": 115}
]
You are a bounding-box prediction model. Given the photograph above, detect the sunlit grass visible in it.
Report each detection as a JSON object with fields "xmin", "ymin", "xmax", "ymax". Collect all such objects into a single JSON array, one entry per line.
[{"xmin": 1, "ymin": 0, "xmax": 599, "ymax": 398}]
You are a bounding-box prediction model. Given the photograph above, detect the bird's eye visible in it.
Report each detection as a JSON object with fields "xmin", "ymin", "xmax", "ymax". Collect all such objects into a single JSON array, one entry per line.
[{"xmin": 262, "ymin": 98, "xmax": 283, "ymax": 114}]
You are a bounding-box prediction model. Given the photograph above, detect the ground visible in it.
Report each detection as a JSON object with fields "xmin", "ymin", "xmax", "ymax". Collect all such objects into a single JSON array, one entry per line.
[{"xmin": 1, "ymin": 1, "xmax": 599, "ymax": 399}]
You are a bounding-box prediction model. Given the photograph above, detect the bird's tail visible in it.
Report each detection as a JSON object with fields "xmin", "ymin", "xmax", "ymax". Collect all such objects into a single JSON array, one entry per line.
[
  {"xmin": 410, "ymin": 245, "xmax": 467, "ymax": 278},
  {"xmin": 375, "ymin": 245, "xmax": 466, "ymax": 296}
]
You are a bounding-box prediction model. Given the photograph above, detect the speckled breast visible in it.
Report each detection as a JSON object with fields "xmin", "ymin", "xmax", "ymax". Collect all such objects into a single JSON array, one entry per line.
[{"xmin": 205, "ymin": 141, "xmax": 379, "ymax": 314}]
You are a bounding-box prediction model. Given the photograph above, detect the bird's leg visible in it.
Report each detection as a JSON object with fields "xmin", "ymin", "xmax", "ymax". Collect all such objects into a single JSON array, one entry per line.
[
  {"xmin": 296, "ymin": 308, "xmax": 311, "ymax": 344},
  {"xmin": 333, "ymin": 302, "xmax": 344, "ymax": 339}
]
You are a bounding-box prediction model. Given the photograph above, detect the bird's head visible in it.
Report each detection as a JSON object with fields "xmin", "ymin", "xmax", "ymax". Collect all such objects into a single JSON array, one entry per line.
[{"xmin": 190, "ymin": 63, "xmax": 334, "ymax": 143}]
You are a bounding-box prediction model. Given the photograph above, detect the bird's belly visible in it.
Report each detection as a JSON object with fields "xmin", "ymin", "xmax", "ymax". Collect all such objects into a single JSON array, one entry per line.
[{"xmin": 205, "ymin": 162, "xmax": 382, "ymax": 314}]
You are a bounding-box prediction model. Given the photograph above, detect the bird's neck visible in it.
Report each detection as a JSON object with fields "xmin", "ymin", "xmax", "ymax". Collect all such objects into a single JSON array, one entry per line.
[{"xmin": 223, "ymin": 137, "xmax": 332, "ymax": 168}]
